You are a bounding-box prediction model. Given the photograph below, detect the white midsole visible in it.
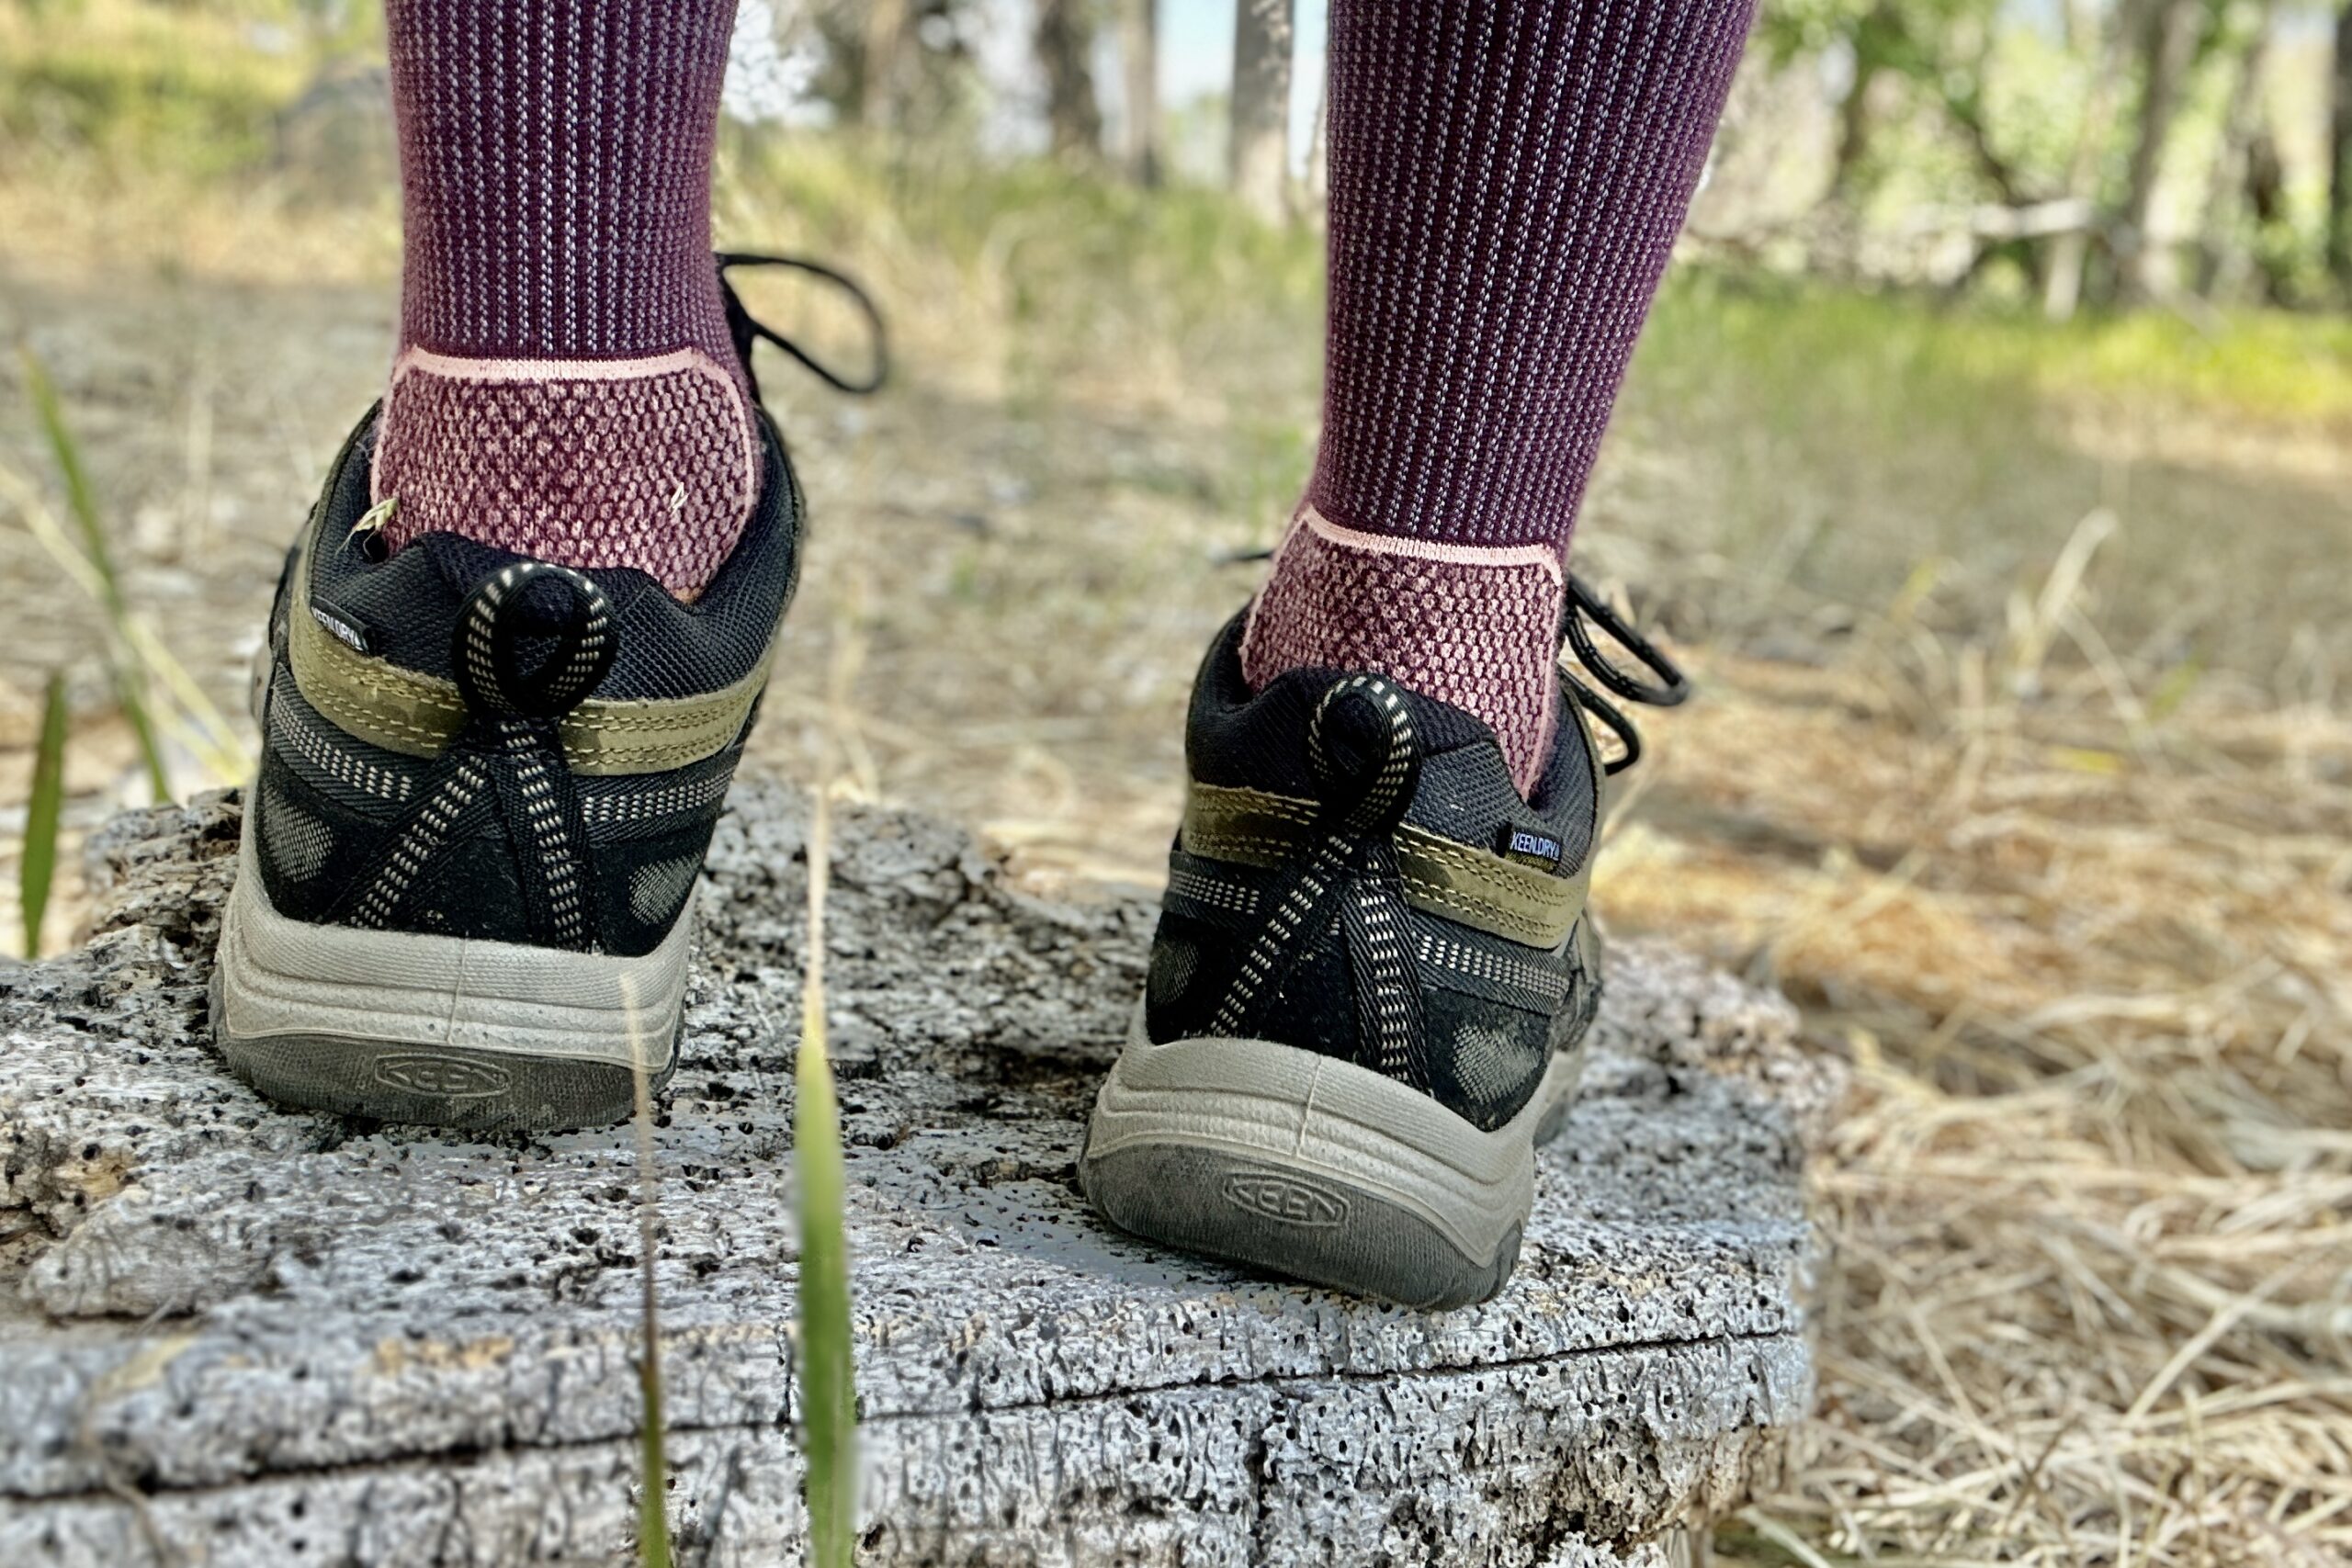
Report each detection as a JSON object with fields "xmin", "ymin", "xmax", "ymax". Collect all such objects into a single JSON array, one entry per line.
[
  {"xmin": 1085, "ymin": 1008, "xmax": 1574, "ymax": 1265},
  {"xmin": 215, "ymin": 814, "xmax": 694, "ymax": 1067}
]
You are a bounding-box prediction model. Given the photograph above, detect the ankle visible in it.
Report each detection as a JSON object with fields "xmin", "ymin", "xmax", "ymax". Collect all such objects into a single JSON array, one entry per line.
[
  {"xmin": 1238, "ymin": 507, "xmax": 1564, "ymax": 795},
  {"xmin": 370, "ymin": 345, "xmax": 757, "ymax": 601}
]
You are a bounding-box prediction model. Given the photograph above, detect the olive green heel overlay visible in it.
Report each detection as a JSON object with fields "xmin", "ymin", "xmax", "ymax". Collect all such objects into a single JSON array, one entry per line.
[{"xmin": 1179, "ymin": 780, "xmax": 1590, "ymax": 949}]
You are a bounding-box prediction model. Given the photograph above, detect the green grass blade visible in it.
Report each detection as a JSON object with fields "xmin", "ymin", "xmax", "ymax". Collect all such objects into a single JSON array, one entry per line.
[
  {"xmin": 20, "ymin": 673, "xmax": 68, "ymax": 959},
  {"xmin": 623, "ymin": 977, "xmax": 674, "ymax": 1568},
  {"xmin": 20, "ymin": 350, "xmax": 172, "ymax": 803},
  {"xmin": 795, "ymin": 785, "xmax": 857, "ymax": 1568}
]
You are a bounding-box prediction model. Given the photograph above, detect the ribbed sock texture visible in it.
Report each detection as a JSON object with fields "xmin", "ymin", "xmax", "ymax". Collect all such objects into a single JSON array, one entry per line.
[
  {"xmin": 1242, "ymin": 0, "xmax": 1754, "ymax": 789},
  {"xmin": 373, "ymin": 0, "xmax": 752, "ymax": 600}
]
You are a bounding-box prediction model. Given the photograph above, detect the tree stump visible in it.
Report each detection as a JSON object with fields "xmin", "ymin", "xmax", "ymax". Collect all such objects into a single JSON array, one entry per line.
[{"xmin": 1, "ymin": 782, "xmax": 1839, "ymax": 1566}]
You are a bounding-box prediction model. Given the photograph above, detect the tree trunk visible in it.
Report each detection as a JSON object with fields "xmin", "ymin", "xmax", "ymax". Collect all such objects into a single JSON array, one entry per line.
[
  {"xmin": 2043, "ymin": 9, "xmax": 2130, "ymax": 320},
  {"xmin": 860, "ymin": 0, "xmax": 909, "ymax": 130},
  {"xmin": 1230, "ymin": 0, "xmax": 1295, "ymax": 221},
  {"xmin": 2194, "ymin": 2, "xmax": 2279, "ymax": 299},
  {"xmin": 1304, "ymin": 77, "xmax": 1329, "ymax": 220},
  {"xmin": 1036, "ymin": 0, "xmax": 1104, "ymax": 162},
  {"xmin": 1830, "ymin": 62, "xmax": 1877, "ymax": 203},
  {"xmin": 1120, "ymin": 0, "xmax": 1160, "ymax": 185},
  {"xmin": 2115, "ymin": 0, "xmax": 2200, "ymax": 302},
  {"xmin": 2329, "ymin": 1, "xmax": 2352, "ymax": 287}
]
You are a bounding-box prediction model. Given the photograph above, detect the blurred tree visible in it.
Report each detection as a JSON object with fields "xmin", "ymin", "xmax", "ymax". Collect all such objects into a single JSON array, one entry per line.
[
  {"xmin": 2042, "ymin": 0, "xmax": 2129, "ymax": 320},
  {"xmin": 2114, "ymin": 0, "xmax": 2203, "ymax": 300},
  {"xmin": 862, "ymin": 0, "xmax": 910, "ymax": 128},
  {"xmin": 1119, "ymin": 0, "xmax": 1159, "ymax": 185},
  {"xmin": 1765, "ymin": 0, "xmax": 2039, "ymax": 273},
  {"xmin": 804, "ymin": 0, "xmax": 982, "ymax": 141},
  {"xmin": 2330, "ymin": 0, "xmax": 2352, "ymax": 287},
  {"xmin": 1230, "ymin": 0, "xmax": 1293, "ymax": 220},
  {"xmin": 2192, "ymin": 0, "xmax": 2278, "ymax": 299},
  {"xmin": 1035, "ymin": 0, "xmax": 1103, "ymax": 160}
]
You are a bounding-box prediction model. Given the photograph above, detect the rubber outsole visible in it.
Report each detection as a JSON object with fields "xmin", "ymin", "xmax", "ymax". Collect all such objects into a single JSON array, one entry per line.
[
  {"xmin": 1080, "ymin": 1021, "xmax": 1585, "ymax": 1311},
  {"xmin": 212, "ymin": 812, "xmax": 689, "ymax": 1134},
  {"xmin": 1085, "ymin": 1138, "xmax": 1528, "ymax": 1310},
  {"xmin": 209, "ymin": 967, "xmax": 679, "ymax": 1133}
]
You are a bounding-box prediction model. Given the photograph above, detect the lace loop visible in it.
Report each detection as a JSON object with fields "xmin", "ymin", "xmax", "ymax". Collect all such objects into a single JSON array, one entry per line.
[
  {"xmin": 1558, "ymin": 573, "xmax": 1689, "ymax": 776},
  {"xmin": 1563, "ymin": 672, "xmax": 1644, "ymax": 776},
  {"xmin": 716, "ymin": 251, "xmax": 890, "ymax": 401},
  {"xmin": 1561, "ymin": 573, "xmax": 1690, "ymax": 708}
]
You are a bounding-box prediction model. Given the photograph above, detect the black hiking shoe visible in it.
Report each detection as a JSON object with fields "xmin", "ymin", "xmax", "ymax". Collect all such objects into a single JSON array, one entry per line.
[
  {"xmin": 211, "ymin": 254, "xmax": 879, "ymax": 1133},
  {"xmin": 1080, "ymin": 590, "xmax": 1684, "ymax": 1307}
]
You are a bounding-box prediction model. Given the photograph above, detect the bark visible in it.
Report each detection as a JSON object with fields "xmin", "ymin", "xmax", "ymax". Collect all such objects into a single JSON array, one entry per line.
[
  {"xmin": 1119, "ymin": 0, "xmax": 1160, "ymax": 185},
  {"xmin": 1035, "ymin": 0, "xmax": 1104, "ymax": 161},
  {"xmin": 0, "ymin": 783, "xmax": 1838, "ymax": 1564},
  {"xmin": 1229, "ymin": 0, "xmax": 1295, "ymax": 221},
  {"xmin": 2115, "ymin": 0, "xmax": 2202, "ymax": 302}
]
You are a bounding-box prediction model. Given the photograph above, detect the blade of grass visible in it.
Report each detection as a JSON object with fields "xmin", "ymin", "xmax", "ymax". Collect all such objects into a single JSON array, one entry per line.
[
  {"xmin": 796, "ymin": 782, "xmax": 856, "ymax": 1567},
  {"xmin": 622, "ymin": 975, "xmax": 674, "ymax": 1568},
  {"xmin": 795, "ymin": 576, "xmax": 866, "ymax": 1568},
  {"xmin": 0, "ymin": 459, "xmax": 249, "ymax": 786},
  {"xmin": 20, "ymin": 673, "xmax": 68, "ymax": 959},
  {"xmin": 19, "ymin": 350, "xmax": 172, "ymax": 802}
]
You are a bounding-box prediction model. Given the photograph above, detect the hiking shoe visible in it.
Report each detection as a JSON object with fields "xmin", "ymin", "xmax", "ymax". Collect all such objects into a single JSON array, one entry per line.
[
  {"xmin": 211, "ymin": 254, "xmax": 877, "ymax": 1133},
  {"xmin": 1080, "ymin": 592, "xmax": 1682, "ymax": 1307},
  {"xmin": 208, "ymin": 400, "xmax": 802, "ymax": 1131}
]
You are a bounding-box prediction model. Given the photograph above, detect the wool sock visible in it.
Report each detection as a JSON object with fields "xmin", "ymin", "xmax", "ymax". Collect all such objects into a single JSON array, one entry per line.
[
  {"xmin": 1240, "ymin": 0, "xmax": 1754, "ymax": 793},
  {"xmin": 372, "ymin": 0, "xmax": 753, "ymax": 600}
]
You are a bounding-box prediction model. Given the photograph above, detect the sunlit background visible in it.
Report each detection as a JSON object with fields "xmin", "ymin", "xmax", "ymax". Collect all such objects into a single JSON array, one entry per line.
[{"xmin": 1, "ymin": 2, "xmax": 2346, "ymax": 1563}]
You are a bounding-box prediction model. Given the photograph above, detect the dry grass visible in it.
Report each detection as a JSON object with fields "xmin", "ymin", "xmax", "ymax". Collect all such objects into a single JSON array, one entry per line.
[{"xmin": 1621, "ymin": 537, "xmax": 2352, "ymax": 1565}]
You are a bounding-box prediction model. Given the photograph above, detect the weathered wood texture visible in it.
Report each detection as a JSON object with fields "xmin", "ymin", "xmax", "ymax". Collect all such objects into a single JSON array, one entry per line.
[{"xmin": 1, "ymin": 782, "xmax": 1839, "ymax": 1566}]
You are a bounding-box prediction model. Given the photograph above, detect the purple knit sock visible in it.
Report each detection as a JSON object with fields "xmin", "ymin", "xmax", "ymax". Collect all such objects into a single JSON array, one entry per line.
[
  {"xmin": 1241, "ymin": 0, "xmax": 1755, "ymax": 791},
  {"xmin": 373, "ymin": 0, "xmax": 753, "ymax": 601}
]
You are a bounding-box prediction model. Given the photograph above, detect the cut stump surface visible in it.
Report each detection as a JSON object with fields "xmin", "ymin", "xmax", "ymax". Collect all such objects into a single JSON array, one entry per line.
[{"xmin": 0, "ymin": 782, "xmax": 1838, "ymax": 1566}]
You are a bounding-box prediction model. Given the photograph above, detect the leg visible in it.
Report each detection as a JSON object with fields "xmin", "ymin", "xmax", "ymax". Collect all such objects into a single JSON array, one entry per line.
[
  {"xmin": 1244, "ymin": 0, "xmax": 1753, "ymax": 794},
  {"xmin": 218, "ymin": 0, "xmax": 807, "ymax": 1130},
  {"xmin": 1084, "ymin": 0, "xmax": 1752, "ymax": 1305},
  {"xmin": 373, "ymin": 0, "xmax": 752, "ymax": 601}
]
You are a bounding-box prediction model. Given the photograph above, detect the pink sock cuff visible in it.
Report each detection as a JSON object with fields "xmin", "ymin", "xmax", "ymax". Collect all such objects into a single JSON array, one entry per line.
[
  {"xmin": 369, "ymin": 355, "xmax": 761, "ymax": 600},
  {"xmin": 389, "ymin": 345, "xmax": 746, "ymax": 389},
  {"xmin": 1285, "ymin": 506, "xmax": 1566, "ymax": 579},
  {"xmin": 1241, "ymin": 507, "xmax": 1565, "ymax": 795}
]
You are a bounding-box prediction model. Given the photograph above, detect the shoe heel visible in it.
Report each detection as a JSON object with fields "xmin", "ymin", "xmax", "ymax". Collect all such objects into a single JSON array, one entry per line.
[
  {"xmin": 212, "ymin": 829, "xmax": 690, "ymax": 1133},
  {"xmin": 1080, "ymin": 1021, "xmax": 1572, "ymax": 1309}
]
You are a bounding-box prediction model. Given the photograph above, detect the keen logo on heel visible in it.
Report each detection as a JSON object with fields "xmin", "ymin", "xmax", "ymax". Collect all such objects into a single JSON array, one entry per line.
[
  {"xmin": 1222, "ymin": 1169, "xmax": 1351, "ymax": 1227},
  {"xmin": 372, "ymin": 1053, "xmax": 513, "ymax": 1099}
]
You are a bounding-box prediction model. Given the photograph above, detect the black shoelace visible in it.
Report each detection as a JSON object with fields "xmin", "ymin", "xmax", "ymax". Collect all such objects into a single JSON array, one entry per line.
[
  {"xmin": 1220, "ymin": 546, "xmax": 1691, "ymax": 776},
  {"xmin": 716, "ymin": 251, "xmax": 890, "ymax": 404},
  {"xmin": 1557, "ymin": 573, "xmax": 1689, "ymax": 776}
]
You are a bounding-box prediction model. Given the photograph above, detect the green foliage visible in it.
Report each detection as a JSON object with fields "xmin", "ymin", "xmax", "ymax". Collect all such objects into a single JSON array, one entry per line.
[
  {"xmin": 0, "ymin": 0, "xmax": 329, "ymax": 179},
  {"xmin": 718, "ymin": 131, "xmax": 1323, "ymax": 364},
  {"xmin": 1618, "ymin": 269, "xmax": 2352, "ymax": 681},
  {"xmin": 20, "ymin": 349, "xmax": 172, "ymax": 803},
  {"xmin": 19, "ymin": 673, "xmax": 69, "ymax": 960}
]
